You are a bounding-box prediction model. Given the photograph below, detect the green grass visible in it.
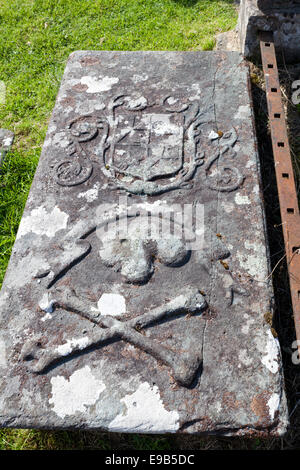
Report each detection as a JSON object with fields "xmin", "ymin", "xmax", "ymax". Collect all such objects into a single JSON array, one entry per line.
[
  {"xmin": 0, "ymin": 0, "xmax": 237, "ymax": 451},
  {"xmin": 0, "ymin": 428, "xmax": 174, "ymax": 450},
  {"xmin": 0, "ymin": 0, "xmax": 237, "ymax": 288}
]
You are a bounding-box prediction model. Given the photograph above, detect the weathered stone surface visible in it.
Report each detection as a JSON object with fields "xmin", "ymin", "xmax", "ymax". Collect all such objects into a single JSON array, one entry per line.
[
  {"xmin": 0, "ymin": 51, "xmax": 288, "ymax": 435},
  {"xmin": 238, "ymin": 0, "xmax": 300, "ymax": 62},
  {"xmin": 0, "ymin": 129, "xmax": 14, "ymax": 166}
]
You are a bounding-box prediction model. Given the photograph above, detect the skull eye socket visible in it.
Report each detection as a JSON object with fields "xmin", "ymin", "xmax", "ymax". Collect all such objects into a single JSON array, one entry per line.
[{"xmin": 24, "ymin": 354, "xmax": 34, "ymax": 361}]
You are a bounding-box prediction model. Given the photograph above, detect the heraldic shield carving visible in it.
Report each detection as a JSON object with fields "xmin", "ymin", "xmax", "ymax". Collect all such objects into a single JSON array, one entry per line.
[
  {"xmin": 54, "ymin": 93, "xmax": 243, "ymax": 195},
  {"xmin": 106, "ymin": 95, "xmax": 197, "ymax": 186}
]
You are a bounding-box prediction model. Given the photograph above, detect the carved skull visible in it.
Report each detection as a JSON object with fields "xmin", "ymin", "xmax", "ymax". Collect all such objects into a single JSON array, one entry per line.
[{"xmin": 99, "ymin": 218, "xmax": 189, "ymax": 283}]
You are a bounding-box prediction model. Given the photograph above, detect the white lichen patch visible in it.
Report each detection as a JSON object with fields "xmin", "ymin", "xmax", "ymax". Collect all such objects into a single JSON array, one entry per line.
[
  {"xmin": 237, "ymin": 240, "xmax": 268, "ymax": 281},
  {"xmin": 55, "ymin": 337, "xmax": 90, "ymax": 356},
  {"xmin": 132, "ymin": 74, "xmax": 148, "ymax": 83},
  {"xmin": 51, "ymin": 132, "xmax": 70, "ymax": 149},
  {"xmin": 215, "ymin": 401, "xmax": 222, "ymax": 413},
  {"xmin": 241, "ymin": 314, "xmax": 255, "ymax": 335},
  {"xmin": 234, "ymin": 105, "xmax": 251, "ymax": 120},
  {"xmin": 238, "ymin": 349, "xmax": 253, "ymax": 367},
  {"xmin": 166, "ymin": 96, "xmax": 178, "ymax": 105},
  {"xmin": 261, "ymin": 330, "xmax": 280, "ymax": 374},
  {"xmin": 235, "ymin": 193, "xmax": 251, "ymax": 205},
  {"xmin": 17, "ymin": 206, "xmax": 69, "ymax": 239},
  {"xmin": 49, "ymin": 366, "xmax": 105, "ymax": 418},
  {"xmin": 4, "ymin": 254, "xmax": 51, "ymax": 288},
  {"xmin": 221, "ymin": 201, "xmax": 235, "ymax": 213},
  {"xmin": 267, "ymin": 393, "xmax": 280, "ymax": 420},
  {"xmin": 48, "ymin": 123, "xmax": 57, "ymax": 134},
  {"xmin": 75, "ymin": 100, "xmax": 105, "ymax": 115},
  {"xmin": 246, "ymin": 157, "xmax": 256, "ymax": 169},
  {"xmin": 77, "ymin": 184, "xmax": 99, "ymax": 203},
  {"xmin": 97, "ymin": 293, "xmax": 126, "ymax": 317},
  {"xmin": 108, "ymin": 382, "xmax": 180, "ymax": 433},
  {"xmin": 208, "ymin": 130, "xmax": 219, "ymax": 140},
  {"xmin": 135, "ymin": 200, "xmax": 167, "ymax": 213},
  {"xmin": 39, "ymin": 293, "xmax": 56, "ymax": 314},
  {"xmin": 101, "ymin": 166, "xmax": 113, "ymax": 178},
  {"xmin": 189, "ymin": 83, "xmax": 202, "ymax": 101},
  {"xmin": 223, "ymin": 275, "xmax": 233, "ymax": 289},
  {"xmin": 0, "ymin": 291, "xmax": 9, "ymax": 312},
  {"xmin": 80, "ymin": 75, "xmax": 119, "ymax": 93},
  {"xmin": 125, "ymin": 96, "xmax": 147, "ymax": 109},
  {"xmin": 0, "ymin": 337, "xmax": 7, "ymax": 367},
  {"xmin": 41, "ymin": 313, "xmax": 52, "ymax": 322},
  {"xmin": 147, "ymin": 114, "xmax": 180, "ymax": 138}
]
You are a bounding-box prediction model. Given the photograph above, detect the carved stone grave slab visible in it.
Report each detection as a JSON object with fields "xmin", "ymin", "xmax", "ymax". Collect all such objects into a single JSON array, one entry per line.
[{"xmin": 0, "ymin": 51, "xmax": 288, "ymax": 435}]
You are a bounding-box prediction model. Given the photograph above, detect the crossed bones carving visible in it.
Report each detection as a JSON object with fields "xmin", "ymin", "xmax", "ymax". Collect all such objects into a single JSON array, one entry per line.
[{"xmin": 21, "ymin": 286, "xmax": 207, "ymax": 387}]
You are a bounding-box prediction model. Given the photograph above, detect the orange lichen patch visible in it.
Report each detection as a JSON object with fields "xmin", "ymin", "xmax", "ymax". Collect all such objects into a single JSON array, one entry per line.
[
  {"xmin": 264, "ymin": 311, "xmax": 273, "ymax": 325},
  {"xmin": 59, "ymin": 97, "xmax": 76, "ymax": 108},
  {"xmin": 271, "ymin": 327, "xmax": 278, "ymax": 338},
  {"xmin": 251, "ymin": 391, "xmax": 270, "ymax": 424},
  {"xmin": 220, "ymin": 260, "xmax": 229, "ymax": 270},
  {"xmin": 222, "ymin": 392, "xmax": 240, "ymax": 410},
  {"xmin": 72, "ymin": 84, "xmax": 88, "ymax": 92},
  {"xmin": 80, "ymin": 57, "xmax": 101, "ymax": 67}
]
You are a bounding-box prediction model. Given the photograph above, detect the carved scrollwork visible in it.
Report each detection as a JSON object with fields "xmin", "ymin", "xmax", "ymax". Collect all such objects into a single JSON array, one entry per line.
[
  {"xmin": 206, "ymin": 165, "xmax": 244, "ymax": 193},
  {"xmin": 53, "ymin": 99, "xmax": 245, "ymax": 195},
  {"xmin": 54, "ymin": 115, "xmax": 108, "ymax": 187},
  {"xmin": 204, "ymin": 128, "xmax": 244, "ymax": 193},
  {"xmin": 68, "ymin": 117, "xmax": 99, "ymax": 142},
  {"xmin": 55, "ymin": 159, "xmax": 93, "ymax": 187}
]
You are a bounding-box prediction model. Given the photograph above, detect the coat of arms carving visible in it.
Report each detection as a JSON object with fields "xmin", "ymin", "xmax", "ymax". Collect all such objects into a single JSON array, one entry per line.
[{"xmin": 54, "ymin": 94, "xmax": 243, "ymax": 195}]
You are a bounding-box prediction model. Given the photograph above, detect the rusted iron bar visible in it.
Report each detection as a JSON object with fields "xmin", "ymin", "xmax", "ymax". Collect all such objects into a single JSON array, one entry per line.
[{"xmin": 260, "ymin": 31, "xmax": 300, "ymax": 349}]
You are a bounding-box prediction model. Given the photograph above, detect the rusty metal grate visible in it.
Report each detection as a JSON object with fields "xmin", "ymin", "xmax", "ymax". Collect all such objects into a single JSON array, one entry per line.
[{"xmin": 260, "ymin": 31, "xmax": 300, "ymax": 348}]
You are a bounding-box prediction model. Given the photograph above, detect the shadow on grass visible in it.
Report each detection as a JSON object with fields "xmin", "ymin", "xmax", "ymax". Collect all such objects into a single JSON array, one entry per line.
[
  {"xmin": 171, "ymin": 0, "xmax": 237, "ymax": 7},
  {"xmin": 0, "ymin": 429, "xmax": 174, "ymax": 451}
]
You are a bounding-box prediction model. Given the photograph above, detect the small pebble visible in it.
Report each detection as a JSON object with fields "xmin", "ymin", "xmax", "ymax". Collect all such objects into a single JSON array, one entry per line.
[{"xmin": 208, "ymin": 130, "xmax": 219, "ymax": 140}]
